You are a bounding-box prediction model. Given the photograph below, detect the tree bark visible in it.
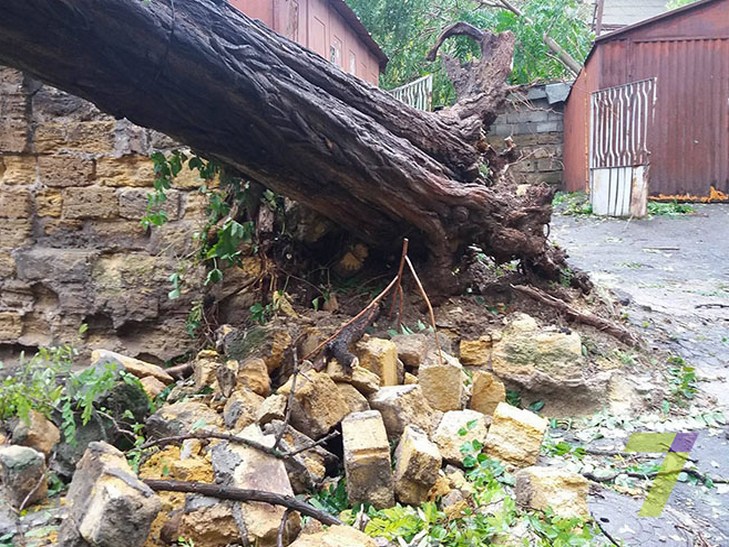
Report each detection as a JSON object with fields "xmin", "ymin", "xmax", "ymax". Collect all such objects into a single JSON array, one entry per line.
[{"xmin": 0, "ymin": 0, "xmax": 578, "ymax": 291}]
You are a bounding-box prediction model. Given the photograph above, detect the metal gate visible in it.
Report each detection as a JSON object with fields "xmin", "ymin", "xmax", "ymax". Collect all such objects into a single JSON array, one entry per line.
[{"xmin": 590, "ymin": 78, "xmax": 656, "ymax": 217}]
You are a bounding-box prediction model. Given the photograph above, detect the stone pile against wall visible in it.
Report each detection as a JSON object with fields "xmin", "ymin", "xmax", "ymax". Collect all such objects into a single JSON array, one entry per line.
[
  {"xmin": 487, "ymin": 83, "xmax": 569, "ymax": 186},
  {"xmin": 0, "ymin": 67, "xmax": 206, "ymax": 362}
]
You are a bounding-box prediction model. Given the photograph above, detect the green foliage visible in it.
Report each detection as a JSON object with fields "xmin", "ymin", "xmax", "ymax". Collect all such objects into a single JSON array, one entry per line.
[
  {"xmin": 0, "ymin": 345, "xmax": 73, "ymax": 423},
  {"xmin": 647, "ymin": 200, "xmax": 695, "ymax": 216},
  {"xmin": 666, "ymin": 355, "xmax": 698, "ymax": 402},
  {"xmin": 552, "ymin": 191, "xmax": 593, "ymax": 216},
  {"xmin": 337, "ymin": 424, "xmax": 600, "ymax": 545},
  {"xmin": 0, "ymin": 346, "xmax": 150, "ymax": 451},
  {"xmin": 309, "ymin": 479, "xmax": 350, "ymax": 516},
  {"xmin": 347, "ymin": 0, "xmax": 593, "ymax": 105}
]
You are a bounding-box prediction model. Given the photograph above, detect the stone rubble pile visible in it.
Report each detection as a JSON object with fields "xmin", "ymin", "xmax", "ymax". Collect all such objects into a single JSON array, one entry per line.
[{"xmin": 0, "ymin": 313, "xmax": 619, "ymax": 546}]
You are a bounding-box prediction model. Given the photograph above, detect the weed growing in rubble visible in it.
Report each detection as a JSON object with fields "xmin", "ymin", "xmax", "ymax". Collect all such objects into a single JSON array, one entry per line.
[
  {"xmin": 646, "ymin": 200, "xmax": 695, "ymax": 216},
  {"xmin": 666, "ymin": 355, "xmax": 698, "ymax": 403},
  {"xmin": 329, "ymin": 421, "xmax": 601, "ymax": 546},
  {"xmin": 0, "ymin": 344, "xmax": 150, "ymax": 449}
]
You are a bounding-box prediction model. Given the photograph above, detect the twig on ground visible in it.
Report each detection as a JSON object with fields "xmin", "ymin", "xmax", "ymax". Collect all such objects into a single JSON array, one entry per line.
[
  {"xmin": 405, "ymin": 255, "xmax": 443, "ymax": 365},
  {"xmin": 143, "ymin": 479, "xmax": 342, "ymax": 526},
  {"xmin": 138, "ymin": 431, "xmax": 283, "ymax": 458},
  {"xmin": 512, "ymin": 284, "xmax": 641, "ymax": 347},
  {"xmin": 389, "ymin": 238, "xmax": 409, "ymax": 326},
  {"xmin": 285, "ymin": 430, "xmax": 340, "ymax": 458},
  {"xmin": 583, "ymin": 467, "xmax": 727, "ymax": 484},
  {"xmin": 276, "ymin": 508, "xmax": 293, "ymax": 547},
  {"xmin": 137, "ymin": 429, "xmax": 340, "ymax": 461}
]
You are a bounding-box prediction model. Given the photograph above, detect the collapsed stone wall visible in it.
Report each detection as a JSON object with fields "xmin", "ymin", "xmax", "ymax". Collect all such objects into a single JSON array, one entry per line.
[
  {"xmin": 0, "ymin": 67, "xmax": 206, "ymax": 363},
  {"xmin": 486, "ymin": 83, "xmax": 568, "ymax": 186}
]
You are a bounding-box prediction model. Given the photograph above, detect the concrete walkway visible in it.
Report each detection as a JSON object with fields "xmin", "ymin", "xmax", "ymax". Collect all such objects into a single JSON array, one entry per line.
[{"xmin": 551, "ymin": 204, "xmax": 729, "ymax": 408}]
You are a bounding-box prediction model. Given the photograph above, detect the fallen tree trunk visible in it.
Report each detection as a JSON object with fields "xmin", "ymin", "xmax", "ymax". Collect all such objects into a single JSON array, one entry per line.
[{"xmin": 0, "ymin": 0, "xmax": 580, "ymax": 291}]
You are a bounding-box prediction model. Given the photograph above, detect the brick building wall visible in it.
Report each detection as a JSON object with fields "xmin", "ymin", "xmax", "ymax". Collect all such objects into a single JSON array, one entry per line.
[
  {"xmin": 0, "ymin": 67, "xmax": 207, "ymax": 363},
  {"xmin": 486, "ymin": 83, "xmax": 568, "ymax": 186}
]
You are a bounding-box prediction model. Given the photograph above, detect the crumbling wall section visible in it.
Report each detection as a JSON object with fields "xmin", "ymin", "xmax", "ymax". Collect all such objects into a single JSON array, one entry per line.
[
  {"xmin": 0, "ymin": 67, "xmax": 206, "ymax": 362},
  {"xmin": 487, "ymin": 83, "xmax": 568, "ymax": 186}
]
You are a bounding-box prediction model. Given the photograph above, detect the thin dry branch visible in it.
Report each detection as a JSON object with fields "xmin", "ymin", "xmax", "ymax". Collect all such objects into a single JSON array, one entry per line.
[
  {"xmin": 511, "ymin": 284, "xmax": 640, "ymax": 347},
  {"xmin": 405, "ymin": 255, "xmax": 444, "ymax": 365},
  {"xmin": 143, "ymin": 479, "xmax": 342, "ymax": 526},
  {"xmin": 389, "ymin": 238, "xmax": 410, "ymax": 326}
]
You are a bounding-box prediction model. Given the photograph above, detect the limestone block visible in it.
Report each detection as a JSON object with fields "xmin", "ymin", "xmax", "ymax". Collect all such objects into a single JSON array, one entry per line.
[
  {"xmin": 342, "ymin": 410, "xmax": 395, "ymax": 508},
  {"xmin": 0, "ymin": 219, "xmax": 32, "ymax": 248},
  {"xmin": 211, "ymin": 424, "xmax": 300, "ymax": 546},
  {"xmin": 37, "ymin": 154, "xmax": 94, "ymax": 187},
  {"xmin": 91, "ymin": 349, "xmax": 174, "ymax": 384},
  {"xmin": 35, "ymin": 188, "xmax": 63, "ymax": 217},
  {"xmin": 178, "ymin": 497, "xmax": 242, "ymax": 546},
  {"xmin": 148, "ymin": 221, "xmax": 197, "ymax": 255},
  {"xmin": 418, "ymin": 357, "xmax": 464, "ymax": 412},
  {"xmin": 327, "ymin": 360, "xmax": 381, "ymax": 396},
  {"xmin": 221, "ymin": 324, "xmax": 292, "ymax": 373},
  {"xmin": 215, "ymin": 359, "xmax": 238, "ymax": 398},
  {"xmin": 96, "ymin": 156, "xmax": 155, "ymax": 187},
  {"xmin": 263, "ymin": 420, "xmax": 338, "ymax": 494},
  {"xmin": 193, "ymin": 350, "xmax": 221, "ymax": 392},
  {"xmin": 147, "ymin": 402, "xmax": 223, "ymax": 439},
  {"xmin": 0, "ymin": 94, "xmax": 29, "ymax": 153},
  {"xmin": 0, "ymin": 155, "xmax": 36, "ymax": 185},
  {"xmin": 515, "ymin": 466, "xmax": 589, "ymax": 518},
  {"xmin": 459, "ymin": 335, "xmax": 493, "ymax": 366},
  {"xmin": 484, "ymin": 402, "xmax": 548, "ymax": 467},
  {"xmin": 491, "ymin": 313, "xmax": 584, "ymax": 390},
  {"xmin": 256, "ymin": 393, "xmax": 287, "ymax": 426},
  {"xmin": 34, "ymin": 120, "xmax": 116, "ymax": 154},
  {"xmin": 432, "ymin": 410, "xmax": 488, "ymax": 465},
  {"xmin": 118, "ymin": 187, "xmax": 180, "ymax": 221},
  {"xmin": 223, "ymin": 389, "xmax": 264, "ymax": 430},
  {"xmin": 289, "ymin": 525, "xmax": 377, "ymax": 547},
  {"xmin": 139, "ymin": 376, "xmax": 167, "ymax": 399},
  {"xmin": 58, "ymin": 442, "xmax": 160, "ymax": 547},
  {"xmin": 278, "ymin": 370, "xmax": 349, "ymax": 439},
  {"xmin": 336, "ymin": 382, "xmax": 370, "ymax": 414},
  {"xmin": 0, "ymin": 252, "xmax": 14, "ymax": 277},
  {"xmin": 15, "ymin": 247, "xmax": 98, "ymax": 283},
  {"xmin": 391, "ymin": 333, "xmax": 429, "ymax": 368},
  {"xmin": 237, "ymin": 357, "xmax": 271, "ymax": 396},
  {"xmin": 0, "ymin": 186, "xmax": 32, "ymax": 218},
  {"xmin": 0, "ymin": 445, "xmax": 47, "ymax": 509},
  {"xmin": 404, "ymin": 372, "xmax": 418, "ymax": 384},
  {"xmin": 0, "ymin": 311, "xmax": 23, "ymax": 341},
  {"xmin": 63, "ymin": 186, "xmax": 118, "ymax": 219},
  {"xmin": 394, "ymin": 426, "xmax": 442, "ymax": 505},
  {"xmin": 368, "ymin": 385, "xmax": 437, "ymax": 439},
  {"xmin": 355, "ymin": 337, "xmax": 399, "ymax": 386},
  {"xmin": 469, "ymin": 371, "xmax": 506, "ymax": 416},
  {"xmin": 12, "ymin": 409, "xmax": 60, "ymax": 458}
]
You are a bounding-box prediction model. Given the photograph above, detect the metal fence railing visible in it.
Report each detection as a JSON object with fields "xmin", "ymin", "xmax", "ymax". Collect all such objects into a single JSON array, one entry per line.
[{"xmin": 388, "ymin": 74, "xmax": 433, "ymax": 112}]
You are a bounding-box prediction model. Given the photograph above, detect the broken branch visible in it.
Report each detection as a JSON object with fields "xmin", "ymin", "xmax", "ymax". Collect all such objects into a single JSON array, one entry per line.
[
  {"xmin": 143, "ymin": 479, "xmax": 342, "ymax": 526},
  {"xmin": 511, "ymin": 284, "xmax": 640, "ymax": 347}
]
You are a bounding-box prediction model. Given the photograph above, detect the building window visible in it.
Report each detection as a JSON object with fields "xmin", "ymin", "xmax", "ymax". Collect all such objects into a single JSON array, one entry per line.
[
  {"xmin": 349, "ymin": 51, "xmax": 357, "ymax": 75},
  {"xmin": 330, "ymin": 38, "xmax": 342, "ymax": 67}
]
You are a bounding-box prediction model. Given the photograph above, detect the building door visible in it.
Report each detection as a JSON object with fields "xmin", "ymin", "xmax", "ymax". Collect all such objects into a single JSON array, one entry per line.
[{"xmin": 589, "ymin": 78, "xmax": 656, "ymax": 217}]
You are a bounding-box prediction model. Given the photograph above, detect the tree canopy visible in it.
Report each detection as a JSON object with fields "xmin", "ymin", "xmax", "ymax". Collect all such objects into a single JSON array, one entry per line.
[{"xmin": 347, "ymin": 0, "xmax": 593, "ymax": 105}]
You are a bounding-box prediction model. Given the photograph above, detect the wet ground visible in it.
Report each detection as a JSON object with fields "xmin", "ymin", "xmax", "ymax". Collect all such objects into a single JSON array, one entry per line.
[
  {"xmin": 552, "ymin": 204, "xmax": 729, "ymax": 408},
  {"xmin": 552, "ymin": 204, "xmax": 729, "ymax": 546}
]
